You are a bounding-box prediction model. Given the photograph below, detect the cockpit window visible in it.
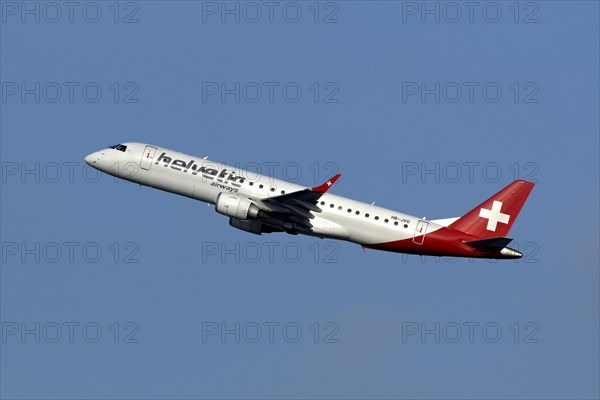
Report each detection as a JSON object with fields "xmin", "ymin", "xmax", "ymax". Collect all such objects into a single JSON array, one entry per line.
[{"xmin": 109, "ymin": 144, "xmax": 127, "ymax": 152}]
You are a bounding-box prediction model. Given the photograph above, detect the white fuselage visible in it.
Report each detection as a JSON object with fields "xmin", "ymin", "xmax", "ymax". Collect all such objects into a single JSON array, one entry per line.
[{"xmin": 85, "ymin": 142, "xmax": 446, "ymax": 247}]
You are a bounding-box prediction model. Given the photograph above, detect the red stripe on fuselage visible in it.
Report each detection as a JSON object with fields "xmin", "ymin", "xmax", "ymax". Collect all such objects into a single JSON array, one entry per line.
[{"xmin": 363, "ymin": 226, "xmax": 506, "ymax": 259}]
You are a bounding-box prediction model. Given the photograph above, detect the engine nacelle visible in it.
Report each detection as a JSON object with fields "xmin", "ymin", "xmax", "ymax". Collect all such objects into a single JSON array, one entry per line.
[
  {"xmin": 215, "ymin": 193, "xmax": 261, "ymax": 220},
  {"xmin": 229, "ymin": 218, "xmax": 264, "ymax": 235}
]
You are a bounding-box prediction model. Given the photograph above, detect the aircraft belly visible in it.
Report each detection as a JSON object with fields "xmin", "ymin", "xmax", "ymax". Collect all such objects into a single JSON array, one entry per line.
[
  {"xmin": 309, "ymin": 216, "xmax": 350, "ymax": 240},
  {"xmin": 349, "ymin": 221, "xmax": 443, "ymax": 246}
]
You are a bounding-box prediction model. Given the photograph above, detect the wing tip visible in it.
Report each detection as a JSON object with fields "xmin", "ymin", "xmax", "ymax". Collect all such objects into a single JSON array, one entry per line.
[{"xmin": 311, "ymin": 174, "xmax": 341, "ymax": 193}]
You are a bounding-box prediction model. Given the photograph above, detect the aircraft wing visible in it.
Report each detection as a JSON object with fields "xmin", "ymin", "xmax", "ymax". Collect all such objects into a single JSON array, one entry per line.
[{"xmin": 252, "ymin": 174, "xmax": 341, "ymax": 227}]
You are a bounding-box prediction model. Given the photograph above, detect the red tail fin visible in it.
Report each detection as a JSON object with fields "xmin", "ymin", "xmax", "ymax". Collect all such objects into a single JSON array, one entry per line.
[{"xmin": 449, "ymin": 180, "xmax": 535, "ymax": 238}]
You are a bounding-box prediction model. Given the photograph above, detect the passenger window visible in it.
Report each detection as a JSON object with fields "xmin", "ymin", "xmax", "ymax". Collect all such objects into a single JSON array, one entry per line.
[
  {"xmin": 347, "ymin": 209, "xmax": 352, "ymax": 213},
  {"xmin": 355, "ymin": 211, "xmax": 360, "ymax": 215},
  {"xmin": 365, "ymin": 213, "xmax": 370, "ymax": 218},
  {"xmin": 259, "ymin": 184, "xmax": 264, "ymax": 189},
  {"xmin": 394, "ymin": 221, "xmax": 398, "ymax": 226},
  {"xmin": 330, "ymin": 204, "xmax": 334, "ymax": 208},
  {"xmin": 338, "ymin": 206, "xmax": 342, "ymax": 210},
  {"xmin": 249, "ymin": 182, "xmax": 254, "ymax": 186},
  {"xmin": 281, "ymin": 190, "xmax": 285, "ymax": 194},
  {"xmin": 375, "ymin": 216, "xmax": 379, "ymax": 220},
  {"xmin": 384, "ymin": 219, "xmax": 389, "ymax": 223},
  {"xmin": 320, "ymin": 201, "xmax": 325, "ymax": 205}
]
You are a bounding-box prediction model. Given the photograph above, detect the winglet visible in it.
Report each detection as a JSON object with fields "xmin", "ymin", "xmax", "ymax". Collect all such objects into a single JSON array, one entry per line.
[{"xmin": 311, "ymin": 174, "xmax": 341, "ymax": 193}]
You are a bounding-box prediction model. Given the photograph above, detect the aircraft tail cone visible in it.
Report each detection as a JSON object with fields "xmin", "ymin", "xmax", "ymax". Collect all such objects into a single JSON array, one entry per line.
[{"xmin": 500, "ymin": 247, "xmax": 523, "ymax": 259}]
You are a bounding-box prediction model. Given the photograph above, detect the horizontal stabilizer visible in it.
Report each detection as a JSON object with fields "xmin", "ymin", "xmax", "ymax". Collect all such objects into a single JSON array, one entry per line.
[{"xmin": 464, "ymin": 236, "xmax": 513, "ymax": 250}]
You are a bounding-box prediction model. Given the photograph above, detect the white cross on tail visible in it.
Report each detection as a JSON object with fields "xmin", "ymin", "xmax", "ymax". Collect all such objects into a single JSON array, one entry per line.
[{"xmin": 479, "ymin": 200, "xmax": 510, "ymax": 231}]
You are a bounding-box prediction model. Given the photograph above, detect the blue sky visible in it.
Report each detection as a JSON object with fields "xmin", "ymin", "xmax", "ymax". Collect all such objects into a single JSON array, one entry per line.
[{"xmin": 1, "ymin": 1, "xmax": 598, "ymax": 399}]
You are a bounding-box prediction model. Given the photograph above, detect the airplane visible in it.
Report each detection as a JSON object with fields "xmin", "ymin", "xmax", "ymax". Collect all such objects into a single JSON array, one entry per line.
[{"xmin": 85, "ymin": 143, "xmax": 535, "ymax": 259}]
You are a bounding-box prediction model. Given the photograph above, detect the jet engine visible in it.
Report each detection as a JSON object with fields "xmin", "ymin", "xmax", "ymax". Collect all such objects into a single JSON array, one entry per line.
[{"xmin": 215, "ymin": 193, "xmax": 262, "ymax": 220}]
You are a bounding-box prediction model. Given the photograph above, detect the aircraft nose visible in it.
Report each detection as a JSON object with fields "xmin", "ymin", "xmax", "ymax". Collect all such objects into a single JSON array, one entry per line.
[{"xmin": 84, "ymin": 152, "xmax": 98, "ymax": 165}]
